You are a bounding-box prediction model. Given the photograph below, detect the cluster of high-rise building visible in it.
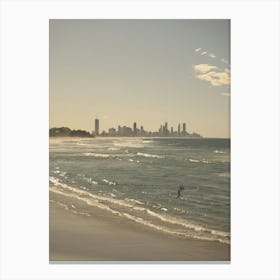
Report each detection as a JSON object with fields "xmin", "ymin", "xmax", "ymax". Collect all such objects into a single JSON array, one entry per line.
[
  {"xmin": 158, "ymin": 122, "xmax": 187, "ymax": 136},
  {"xmin": 93, "ymin": 118, "xmax": 200, "ymax": 137}
]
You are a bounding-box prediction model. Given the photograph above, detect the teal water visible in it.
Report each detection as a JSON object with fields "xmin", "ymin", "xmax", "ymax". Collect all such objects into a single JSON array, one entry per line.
[{"xmin": 49, "ymin": 137, "xmax": 230, "ymax": 244}]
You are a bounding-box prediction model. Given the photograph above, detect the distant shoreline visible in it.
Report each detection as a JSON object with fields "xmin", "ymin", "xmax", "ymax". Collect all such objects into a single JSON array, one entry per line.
[
  {"xmin": 49, "ymin": 126, "xmax": 202, "ymax": 138},
  {"xmin": 49, "ymin": 136, "xmax": 230, "ymax": 140}
]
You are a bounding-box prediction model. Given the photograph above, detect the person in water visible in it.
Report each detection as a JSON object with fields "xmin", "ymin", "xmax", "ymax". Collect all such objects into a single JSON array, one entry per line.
[{"xmin": 177, "ymin": 186, "xmax": 185, "ymax": 198}]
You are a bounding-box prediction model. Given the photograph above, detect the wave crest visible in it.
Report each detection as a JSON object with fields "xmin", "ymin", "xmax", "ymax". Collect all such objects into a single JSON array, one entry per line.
[
  {"xmin": 49, "ymin": 177, "xmax": 230, "ymax": 244},
  {"xmin": 84, "ymin": 153, "xmax": 113, "ymax": 158},
  {"xmin": 137, "ymin": 152, "xmax": 164, "ymax": 159}
]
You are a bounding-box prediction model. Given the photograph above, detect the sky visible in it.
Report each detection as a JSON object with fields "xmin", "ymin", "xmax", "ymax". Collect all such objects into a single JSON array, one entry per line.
[{"xmin": 50, "ymin": 20, "xmax": 230, "ymax": 138}]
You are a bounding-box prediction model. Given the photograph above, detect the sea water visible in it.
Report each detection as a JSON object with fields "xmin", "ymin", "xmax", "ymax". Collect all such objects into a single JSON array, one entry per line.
[{"xmin": 49, "ymin": 137, "xmax": 230, "ymax": 244}]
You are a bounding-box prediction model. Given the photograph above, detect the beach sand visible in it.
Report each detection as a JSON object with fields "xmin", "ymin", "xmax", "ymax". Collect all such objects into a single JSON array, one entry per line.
[{"xmin": 49, "ymin": 191, "xmax": 230, "ymax": 262}]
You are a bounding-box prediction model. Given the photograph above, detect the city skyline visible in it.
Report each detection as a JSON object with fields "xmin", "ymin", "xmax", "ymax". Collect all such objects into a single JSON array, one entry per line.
[
  {"xmin": 50, "ymin": 20, "xmax": 230, "ymax": 138},
  {"xmin": 91, "ymin": 118, "xmax": 199, "ymax": 137},
  {"xmin": 49, "ymin": 117, "xmax": 201, "ymax": 138}
]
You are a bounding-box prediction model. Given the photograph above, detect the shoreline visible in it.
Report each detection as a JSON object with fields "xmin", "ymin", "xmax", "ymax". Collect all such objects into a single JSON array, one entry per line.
[
  {"xmin": 49, "ymin": 191, "xmax": 230, "ymax": 262},
  {"xmin": 49, "ymin": 136, "xmax": 203, "ymax": 139},
  {"xmin": 48, "ymin": 136, "xmax": 230, "ymax": 140}
]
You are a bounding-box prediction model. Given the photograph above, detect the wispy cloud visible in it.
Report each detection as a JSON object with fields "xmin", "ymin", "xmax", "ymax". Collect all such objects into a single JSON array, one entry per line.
[
  {"xmin": 196, "ymin": 71, "xmax": 230, "ymax": 86},
  {"xmin": 193, "ymin": 64, "xmax": 218, "ymax": 73},
  {"xmin": 194, "ymin": 48, "xmax": 216, "ymax": 59},
  {"xmin": 193, "ymin": 63, "xmax": 230, "ymax": 87}
]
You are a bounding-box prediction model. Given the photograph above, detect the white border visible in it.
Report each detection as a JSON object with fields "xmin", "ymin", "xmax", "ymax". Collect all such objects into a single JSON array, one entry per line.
[{"xmin": 0, "ymin": 0, "xmax": 279, "ymax": 279}]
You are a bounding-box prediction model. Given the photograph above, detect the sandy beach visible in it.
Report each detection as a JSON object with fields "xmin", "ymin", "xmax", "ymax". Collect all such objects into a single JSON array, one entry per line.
[{"xmin": 49, "ymin": 191, "xmax": 230, "ymax": 262}]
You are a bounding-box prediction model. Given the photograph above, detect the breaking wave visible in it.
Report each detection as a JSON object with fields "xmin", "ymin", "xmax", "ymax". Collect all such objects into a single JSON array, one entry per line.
[
  {"xmin": 214, "ymin": 150, "xmax": 226, "ymax": 154},
  {"xmin": 102, "ymin": 179, "xmax": 117, "ymax": 186},
  {"xmin": 136, "ymin": 152, "xmax": 164, "ymax": 159},
  {"xmin": 83, "ymin": 153, "xmax": 114, "ymax": 158},
  {"xmin": 188, "ymin": 158, "xmax": 210, "ymax": 164},
  {"xmin": 113, "ymin": 141, "xmax": 144, "ymax": 148},
  {"xmin": 108, "ymin": 147, "xmax": 120, "ymax": 151},
  {"xmin": 49, "ymin": 176, "xmax": 230, "ymax": 244}
]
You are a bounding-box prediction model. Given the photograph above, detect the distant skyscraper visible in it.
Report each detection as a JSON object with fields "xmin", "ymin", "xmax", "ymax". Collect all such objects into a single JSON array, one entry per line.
[
  {"xmin": 95, "ymin": 118, "xmax": 99, "ymax": 136},
  {"xmin": 178, "ymin": 123, "xmax": 181, "ymax": 134},
  {"xmin": 183, "ymin": 123, "xmax": 186, "ymax": 134},
  {"xmin": 164, "ymin": 122, "xmax": 168, "ymax": 134},
  {"xmin": 171, "ymin": 127, "xmax": 174, "ymax": 134},
  {"xmin": 133, "ymin": 122, "xmax": 137, "ymax": 134}
]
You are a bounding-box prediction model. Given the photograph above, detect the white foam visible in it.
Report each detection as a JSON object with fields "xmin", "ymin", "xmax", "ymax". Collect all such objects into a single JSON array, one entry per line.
[
  {"xmin": 113, "ymin": 141, "xmax": 144, "ymax": 148},
  {"xmin": 136, "ymin": 152, "xmax": 164, "ymax": 159},
  {"xmin": 132, "ymin": 206, "xmax": 229, "ymax": 241},
  {"xmin": 214, "ymin": 150, "xmax": 226, "ymax": 154},
  {"xmin": 108, "ymin": 147, "xmax": 120, "ymax": 151},
  {"xmin": 59, "ymin": 171, "xmax": 66, "ymax": 177},
  {"xmin": 49, "ymin": 178, "xmax": 230, "ymax": 244},
  {"xmin": 128, "ymin": 158, "xmax": 140, "ymax": 163},
  {"xmin": 85, "ymin": 177, "xmax": 98, "ymax": 185},
  {"xmin": 76, "ymin": 143, "xmax": 87, "ymax": 146},
  {"xmin": 111, "ymin": 210, "xmax": 229, "ymax": 244},
  {"xmin": 102, "ymin": 179, "xmax": 117, "ymax": 186},
  {"xmin": 217, "ymin": 172, "xmax": 230, "ymax": 178},
  {"xmin": 189, "ymin": 158, "xmax": 210, "ymax": 164},
  {"xmin": 124, "ymin": 198, "xmax": 144, "ymax": 205},
  {"xmin": 83, "ymin": 153, "xmax": 112, "ymax": 158},
  {"xmin": 189, "ymin": 158, "xmax": 200, "ymax": 163},
  {"xmin": 49, "ymin": 176, "xmax": 59, "ymax": 185},
  {"xmin": 210, "ymin": 229, "xmax": 230, "ymax": 237},
  {"xmin": 71, "ymin": 210, "xmax": 91, "ymax": 217},
  {"xmin": 173, "ymin": 207, "xmax": 186, "ymax": 214},
  {"xmin": 214, "ymin": 159, "xmax": 230, "ymax": 163}
]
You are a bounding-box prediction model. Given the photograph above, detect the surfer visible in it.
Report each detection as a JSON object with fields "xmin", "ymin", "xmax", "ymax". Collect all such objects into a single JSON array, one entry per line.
[{"xmin": 176, "ymin": 186, "xmax": 184, "ymax": 198}]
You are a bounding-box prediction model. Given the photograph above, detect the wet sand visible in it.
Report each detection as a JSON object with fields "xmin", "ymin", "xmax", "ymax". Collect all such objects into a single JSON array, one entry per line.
[{"xmin": 49, "ymin": 191, "xmax": 230, "ymax": 262}]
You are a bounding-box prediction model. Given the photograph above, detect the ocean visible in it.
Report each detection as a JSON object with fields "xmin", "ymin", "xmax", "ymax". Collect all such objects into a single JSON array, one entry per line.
[{"xmin": 49, "ymin": 137, "xmax": 230, "ymax": 244}]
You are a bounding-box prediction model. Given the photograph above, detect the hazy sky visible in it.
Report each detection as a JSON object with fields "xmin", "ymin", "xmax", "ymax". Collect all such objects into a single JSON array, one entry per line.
[{"xmin": 50, "ymin": 20, "xmax": 230, "ymax": 138}]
